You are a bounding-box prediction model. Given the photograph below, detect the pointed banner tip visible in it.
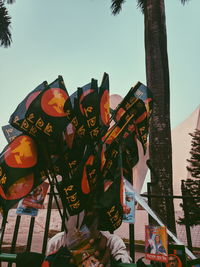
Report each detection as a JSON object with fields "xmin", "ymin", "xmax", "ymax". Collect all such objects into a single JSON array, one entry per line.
[
  {"xmin": 58, "ymin": 75, "xmax": 64, "ymax": 81},
  {"xmin": 43, "ymin": 81, "xmax": 48, "ymax": 86}
]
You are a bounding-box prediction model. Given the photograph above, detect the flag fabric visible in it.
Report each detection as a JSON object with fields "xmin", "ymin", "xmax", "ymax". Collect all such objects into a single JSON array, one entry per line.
[
  {"xmin": 96, "ymin": 170, "xmax": 124, "ymax": 232},
  {"xmin": 0, "ymin": 134, "xmax": 38, "ymax": 192},
  {"xmin": 111, "ymin": 82, "xmax": 141, "ymax": 123},
  {"xmin": 2, "ymin": 73, "xmax": 153, "ymax": 234},
  {"xmin": 121, "ymin": 133, "xmax": 139, "ymax": 182},
  {"xmin": 0, "ymin": 167, "xmax": 47, "ymax": 216},
  {"xmin": 110, "ymin": 82, "xmax": 153, "ymax": 153},
  {"xmin": 95, "ymin": 143, "xmax": 124, "ymax": 232},
  {"xmin": 101, "ymin": 141, "xmax": 120, "ymax": 181},
  {"xmin": 98, "ymin": 73, "xmax": 110, "ymax": 136},
  {"xmin": 9, "ymin": 81, "xmax": 47, "ymax": 137},
  {"xmin": 2, "ymin": 124, "xmax": 21, "ymax": 143},
  {"xmin": 73, "ymin": 95, "xmax": 88, "ymax": 141},
  {"xmin": 0, "ymin": 134, "xmax": 48, "ymax": 215},
  {"xmin": 10, "ymin": 76, "xmax": 71, "ymax": 139},
  {"xmin": 65, "ymin": 138, "xmax": 86, "ymax": 176},
  {"xmin": 23, "ymin": 76, "xmax": 70, "ymax": 139},
  {"xmin": 80, "ymin": 79, "xmax": 101, "ymax": 143},
  {"xmin": 57, "ymin": 145, "xmax": 99, "ymax": 215}
]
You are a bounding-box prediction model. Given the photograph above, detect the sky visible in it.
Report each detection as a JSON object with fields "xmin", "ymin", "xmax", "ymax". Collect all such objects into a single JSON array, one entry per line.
[{"xmin": 0, "ymin": 0, "xmax": 200, "ymax": 154}]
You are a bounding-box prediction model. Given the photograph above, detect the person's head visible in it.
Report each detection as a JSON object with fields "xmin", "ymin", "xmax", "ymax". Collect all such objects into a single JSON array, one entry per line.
[
  {"xmin": 126, "ymin": 195, "xmax": 133, "ymax": 202},
  {"xmin": 168, "ymin": 255, "xmax": 179, "ymax": 267},
  {"xmin": 155, "ymin": 234, "xmax": 161, "ymax": 244}
]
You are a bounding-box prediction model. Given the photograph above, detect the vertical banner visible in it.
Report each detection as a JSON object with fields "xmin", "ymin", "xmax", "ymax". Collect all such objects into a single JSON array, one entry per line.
[
  {"xmin": 122, "ymin": 190, "xmax": 135, "ymax": 224},
  {"xmin": 145, "ymin": 225, "xmax": 168, "ymax": 263},
  {"xmin": 122, "ymin": 179, "xmax": 135, "ymax": 224}
]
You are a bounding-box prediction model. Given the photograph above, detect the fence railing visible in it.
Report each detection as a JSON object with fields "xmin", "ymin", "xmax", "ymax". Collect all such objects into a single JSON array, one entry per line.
[{"xmin": 0, "ymin": 188, "xmax": 200, "ymax": 266}]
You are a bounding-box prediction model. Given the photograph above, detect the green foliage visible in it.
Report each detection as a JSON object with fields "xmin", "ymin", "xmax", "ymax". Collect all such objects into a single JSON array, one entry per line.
[
  {"xmin": 178, "ymin": 179, "xmax": 200, "ymax": 226},
  {"xmin": 179, "ymin": 129, "xmax": 200, "ymax": 226},
  {"xmin": 0, "ymin": 1, "xmax": 12, "ymax": 47},
  {"xmin": 187, "ymin": 129, "xmax": 200, "ymax": 179},
  {"xmin": 110, "ymin": 0, "xmax": 145, "ymax": 15},
  {"xmin": 111, "ymin": 0, "xmax": 126, "ymax": 15},
  {"xmin": 180, "ymin": 0, "xmax": 190, "ymax": 5}
]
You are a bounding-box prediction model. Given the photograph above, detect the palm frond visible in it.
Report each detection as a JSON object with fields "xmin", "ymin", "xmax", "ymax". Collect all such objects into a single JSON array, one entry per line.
[
  {"xmin": 3, "ymin": 0, "xmax": 15, "ymax": 4},
  {"xmin": 111, "ymin": 0, "xmax": 126, "ymax": 15},
  {"xmin": 0, "ymin": 1, "xmax": 12, "ymax": 47},
  {"xmin": 180, "ymin": 0, "xmax": 190, "ymax": 5},
  {"xmin": 137, "ymin": 0, "xmax": 146, "ymax": 13}
]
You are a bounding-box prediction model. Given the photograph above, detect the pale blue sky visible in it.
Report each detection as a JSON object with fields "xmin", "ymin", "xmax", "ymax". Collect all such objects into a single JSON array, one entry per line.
[{"xmin": 0, "ymin": 0, "xmax": 199, "ymax": 152}]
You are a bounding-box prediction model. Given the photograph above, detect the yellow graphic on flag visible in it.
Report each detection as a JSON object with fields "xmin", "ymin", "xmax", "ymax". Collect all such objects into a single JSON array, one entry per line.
[
  {"xmin": 11, "ymin": 137, "xmax": 33, "ymax": 164},
  {"xmin": 48, "ymin": 89, "xmax": 66, "ymax": 114}
]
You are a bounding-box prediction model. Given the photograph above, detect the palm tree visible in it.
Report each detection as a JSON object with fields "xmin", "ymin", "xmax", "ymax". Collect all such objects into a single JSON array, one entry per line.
[
  {"xmin": 111, "ymin": 0, "xmax": 189, "ymax": 233},
  {"xmin": 0, "ymin": 0, "xmax": 15, "ymax": 47}
]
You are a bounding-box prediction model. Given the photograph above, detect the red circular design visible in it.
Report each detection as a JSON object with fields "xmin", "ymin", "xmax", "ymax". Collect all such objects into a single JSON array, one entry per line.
[
  {"xmin": 4, "ymin": 135, "xmax": 37, "ymax": 168},
  {"xmin": 79, "ymin": 89, "xmax": 94, "ymax": 115},
  {"xmin": 100, "ymin": 90, "xmax": 110, "ymax": 126},
  {"xmin": 41, "ymin": 88, "xmax": 69, "ymax": 117},
  {"xmin": 0, "ymin": 174, "xmax": 34, "ymax": 200}
]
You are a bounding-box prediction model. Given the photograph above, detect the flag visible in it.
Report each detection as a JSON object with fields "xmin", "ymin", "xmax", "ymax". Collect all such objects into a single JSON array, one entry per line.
[
  {"xmin": 9, "ymin": 81, "xmax": 47, "ymax": 137},
  {"xmin": 103, "ymin": 96, "xmax": 149, "ymax": 153},
  {"xmin": 0, "ymin": 134, "xmax": 48, "ymax": 202},
  {"xmin": 121, "ymin": 133, "xmax": 139, "ymax": 182},
  {"xmin": 58, "ymin": 145, "xmax": 99, "ymax": 215},
  {"xmin": 96, "ymin": 171, "xmax": 124, "ymax": 232},
  {"xmin": 63, "ymin": 81, "xmax": 92, "ymax": 139},
  {"xmin": 101, "ymin": 141, "xmax": 120, "ymax": 181},
  {"xmin": 73, "ymin": 94, "xmax": 88, "ymax": 141},
  {"xmin": 98, "ymin": 73, "xmax": 110, "ymax": 136},
  {"xmin": 67, "ymin": 79, "xmax": 101, "ymax": 143},
  {"xmin": 10, "ymin": 76, "xmax": 71, "ymax": 139},
  {"xmin": 24, "ymin": 76, "xmax": 71, "ymax": 139},
  {"xmin": 133, "ymin": 82, "xmax": 153, "ymax": 119},
  {"xmin": 65, "ymin": 138, "xmax": 86, "ymax": 176},
  {"xmin": 109, "ymin": 82, "xmax": 153, "ymax": 153},
  {"xmin": 0, "ymin": 167, "xmax": 47, "ymax": 216},
  {"xmin": 0, "ymin": 134, "xmax": 38, "ymax": 192},
  {"xmin": 2, "ymin": 124, "xmax": 21, "ymax": 143},
  {"xmin": 111, "ymin": 82, "xmax": 141, "ymax": 123},
  {"xmin": 80, "ymin": 79, "xmax": 101, "ymax": 142},
  {"xmin": 111, "ymin": 82, "xmax": 152, "ymax": 123}
]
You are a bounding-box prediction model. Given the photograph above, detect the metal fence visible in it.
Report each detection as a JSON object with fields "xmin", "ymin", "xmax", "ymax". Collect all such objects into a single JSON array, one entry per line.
[{"xmin": 0, "ymin": 184, "xmax": 199, "ymax": 266}]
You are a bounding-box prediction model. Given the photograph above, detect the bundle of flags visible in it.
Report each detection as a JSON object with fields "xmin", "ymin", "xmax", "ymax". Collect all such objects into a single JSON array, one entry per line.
[{"xmin": 0, "ymin": 73, "xmax": 153, "ymax": 232}]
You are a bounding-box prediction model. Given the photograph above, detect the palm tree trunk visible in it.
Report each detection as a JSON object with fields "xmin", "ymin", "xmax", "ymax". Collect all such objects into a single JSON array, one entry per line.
[{"xmin": 144, "ymin": 0, "xmax": 176, "ymax": 234}]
